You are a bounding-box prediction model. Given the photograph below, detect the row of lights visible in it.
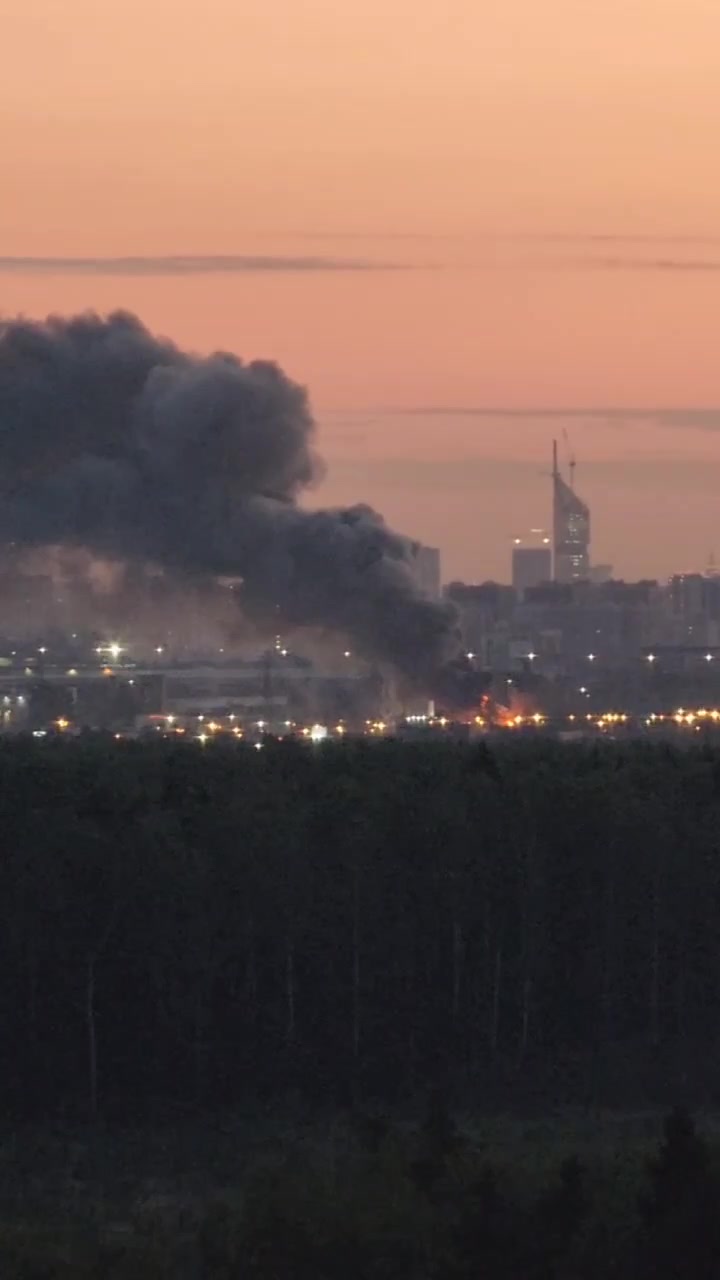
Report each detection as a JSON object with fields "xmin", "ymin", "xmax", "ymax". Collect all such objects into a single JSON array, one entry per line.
[
  {"xmin": 564, "ymin": 709, "xmax": 720, "ymax": 728},
  {"xmin": 28, "ymin": 708, "xmax": 720, "ymax": 742},
  {"xmin": 646, "ymin": 653, "xmax": 718, "ymax": 663},
  {"xmin": 527, "ymin": 653, "xmax": 718, "ymax": 665},
  {"xmin": 500, "ymin": 713, "xmax": 546, "ymax": 728}
]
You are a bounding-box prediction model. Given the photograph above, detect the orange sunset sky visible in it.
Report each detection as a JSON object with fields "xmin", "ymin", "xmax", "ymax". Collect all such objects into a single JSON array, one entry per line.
[{"xmin": 3, "ymin": 0, "xmax": 720, "ymax": 582}]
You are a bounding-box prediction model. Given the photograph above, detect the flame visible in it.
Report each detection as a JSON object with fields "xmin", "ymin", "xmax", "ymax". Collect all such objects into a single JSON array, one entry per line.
[{"xmin": 477, "ymin": 689, "xmax": 540, "ymax": 729}]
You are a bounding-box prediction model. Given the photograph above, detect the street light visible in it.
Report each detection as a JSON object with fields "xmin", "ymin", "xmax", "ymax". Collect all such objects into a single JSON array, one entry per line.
[
  {"xmin": 706, "ymin": 653, "xmax": 714, "ymax": 663},
  {"xmin": 587, "ymin": 653, "xmax": 596, "ymax": 662},
  {"xmin": 646, "ymin": 653, "xmax": 656, "ymax": 664},
  {"xmin": 527, "ymin": 652, "xmax": 537, "ymax": 661}
]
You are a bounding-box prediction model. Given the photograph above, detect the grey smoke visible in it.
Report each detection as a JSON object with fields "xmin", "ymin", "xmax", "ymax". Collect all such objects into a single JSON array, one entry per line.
[{"xmin": 0, "ymin": 310, "xmax": 461, "ymax": 685}]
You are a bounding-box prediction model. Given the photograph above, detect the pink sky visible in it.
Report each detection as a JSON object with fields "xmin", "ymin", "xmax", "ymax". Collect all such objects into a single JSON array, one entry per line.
[{"xmin": 3, "ymin": 0, "xmax": 720, "ymax": 581}]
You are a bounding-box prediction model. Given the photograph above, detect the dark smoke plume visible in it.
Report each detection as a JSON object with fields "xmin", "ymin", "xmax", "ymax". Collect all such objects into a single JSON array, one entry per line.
[{"xmin": 0, "ymin": 311, "xmax": 463, "ymax": 687}]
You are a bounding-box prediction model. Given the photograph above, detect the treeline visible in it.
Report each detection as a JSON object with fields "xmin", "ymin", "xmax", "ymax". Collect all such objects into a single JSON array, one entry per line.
[
  {"xmin": 1, "ymin": 736, "xmax": 720, "ymax": 1119},
  {"xmin": 1, "ymin": 1104, "xmax": 720, "ymax": 1277}
]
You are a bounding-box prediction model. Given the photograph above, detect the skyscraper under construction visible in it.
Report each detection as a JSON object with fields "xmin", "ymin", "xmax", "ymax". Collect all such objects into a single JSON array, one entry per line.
[{"xmin": 552, "ymin": 439, "xmax": 590, "ymax": 582}]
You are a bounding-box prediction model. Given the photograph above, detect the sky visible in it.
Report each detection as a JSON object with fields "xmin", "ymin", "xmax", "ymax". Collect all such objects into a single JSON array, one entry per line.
[{"xmin": 3, "ymin": 0, "xmax": 720, "ymax": 582}]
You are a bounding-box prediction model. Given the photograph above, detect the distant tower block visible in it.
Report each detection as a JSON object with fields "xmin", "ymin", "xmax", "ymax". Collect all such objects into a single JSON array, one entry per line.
[
  {"xmin": 512, "ymin": 532, "xmax": 552, "ymax": 598},
  {"xmin": 552, "ymin": 439, "xmax": 590, "ymax": 582}
]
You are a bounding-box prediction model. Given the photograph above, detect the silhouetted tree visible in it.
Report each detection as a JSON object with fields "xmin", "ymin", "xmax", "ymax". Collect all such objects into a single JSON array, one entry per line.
[
  {"xmin": 531, "ymin": 1155, "xmax": 590, "ymax": 1279},
  {"xmin": 638, "ymin": 1108, "xmax": 720, "ymax": 1279}
]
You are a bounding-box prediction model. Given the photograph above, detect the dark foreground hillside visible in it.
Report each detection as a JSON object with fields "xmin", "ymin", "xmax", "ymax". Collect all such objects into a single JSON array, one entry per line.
[
  {"xmin": 1, "ymin": 736, "xmax": 720, "ymax": 1275},
  {"xmin": 1, "ymin": 736, "xmax": 720, "ymax": 1118},
  {"xmin": 0, "ymin": 1104, "xmax": 719, "ymax": 1277}
]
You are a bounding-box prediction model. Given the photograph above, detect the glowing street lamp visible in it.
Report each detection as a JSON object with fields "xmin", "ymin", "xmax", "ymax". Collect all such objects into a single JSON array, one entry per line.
[
  {"xmin": 706, "ymin": 653, "xmax": 714, "ymax": 663},
  {"xmin": 587, "ymin": 653, "xmax": 596, "ymax": 662},
  {"xmin": 646, "ymin": 653, "xmax": 656, "ymax": 664}
]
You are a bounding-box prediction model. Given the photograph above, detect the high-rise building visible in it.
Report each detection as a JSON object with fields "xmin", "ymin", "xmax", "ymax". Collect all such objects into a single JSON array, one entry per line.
[
  {"xmin": 669, "ymin": 572, "xmax": 705, "ymax": 617},
  {"xmin": 445, "ymin": 580, "xmax": 515, "ymax": 658},
  {"xmin": 552, "ymin": 439, "xmax": 591, "ymax": 582},
  {"xmin": 511, "ymin": 535, "xmax": 552, "ymax": 598}
]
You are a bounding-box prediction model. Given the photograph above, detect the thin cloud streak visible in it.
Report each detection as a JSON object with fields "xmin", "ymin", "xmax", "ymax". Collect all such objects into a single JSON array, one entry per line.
[
  {"xmin": 264, "ymin": 230, "xmax": 720, "ymax": 246},
  {"xmin": 0, "ymin": 255, "xmax": 413, "ymax": 276},
  {"xmin": 522, "ymin": 234, "xmax": 720, "ymax": 246},
  {"xmin": 584, "ymin": 256, "xmax": 720, "ymax": 272},
  {"xmin": 6, "ymin": 250, "xmax": 716, "ymax": 278},
  {"xmin": 396, "ymin": 407, "xmax": 720, "ymax": 428},
  {"xmin": 327, "ymin": 454, "xmax": 720, "ymax": 493}
]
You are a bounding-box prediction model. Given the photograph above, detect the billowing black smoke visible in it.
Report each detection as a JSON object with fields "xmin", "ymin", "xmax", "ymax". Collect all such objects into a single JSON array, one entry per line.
[{"xmin": 0, "ymin": 311, "xmax": 464, "ymax": 687}]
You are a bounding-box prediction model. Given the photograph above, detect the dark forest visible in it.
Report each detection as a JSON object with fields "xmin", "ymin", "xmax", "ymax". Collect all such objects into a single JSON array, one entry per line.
[{"xmin": 2, "ymin": 736, "xmax": 720, "ymax": 1276}]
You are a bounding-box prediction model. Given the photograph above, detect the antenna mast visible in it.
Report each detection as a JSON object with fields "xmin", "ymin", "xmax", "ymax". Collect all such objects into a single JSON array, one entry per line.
[{"xmin": 562, "ymin": 428, "xmax": 576, "ymax": 488}]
